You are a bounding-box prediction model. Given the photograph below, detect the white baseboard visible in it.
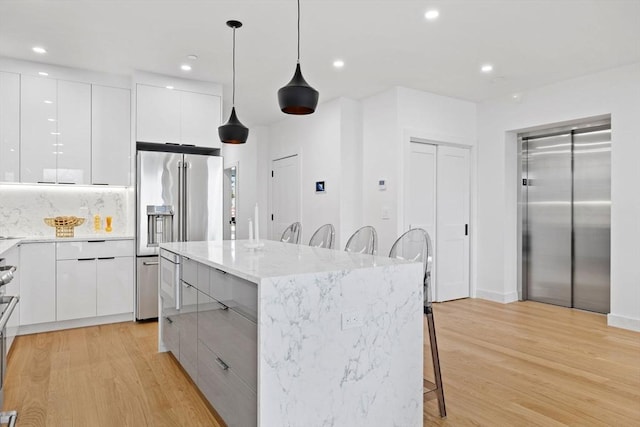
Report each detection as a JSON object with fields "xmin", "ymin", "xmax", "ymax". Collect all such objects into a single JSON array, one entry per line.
[
  {"xmin": 17, "ymin": 312, "xmax": 134, "ymax": 336},
  {"xmin": 475, "ymin": 289, "xmax": 519, "ymax": 304},
  {"xmin": 607, "ymin": 313, "xmax": 640, "ymax": 332}
]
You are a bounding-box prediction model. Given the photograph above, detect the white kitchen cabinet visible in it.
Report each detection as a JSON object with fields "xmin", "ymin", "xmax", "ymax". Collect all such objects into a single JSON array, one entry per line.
[
  {"xmin": 96, "ymin": 256, "xmax": 134, "ymax": 316},
  {"xmin": 56, "ymin": 258, "xmax": 97, "ymax": 320},
  {"xmin": 136, "ymin": 84, "xmax": 180, "ymax": 144},
  {"xmin": 20, "ymin": 75, "xmax": 58, "ymax": 183},
  {"xmin": 180, "ymin": 91, "xmax": 220, "ymax": 148},
  {"xmin": 136, "ymin": 84, "xmax": 221, "ymax": 149},
  {"xmin": 20, "ymin": 76, "xmax": 91, "ymax": 184},
  {"xmin": 92, "ymin": 85, "xmax": 131, "ymax": 185},
  {"xmin": 0, "ymin": 71, "xmax": 20, "ymax": 183},
  {"xmin": 19, "ymin": 242, "xmax": 56, "ymax": 325},
  {"xmin": 57, "ymin": 80, "xmax": 91, "ymax": 184},
  {"xmin": 56, "ymin": 239, "xmax": 134, "ymax": 321}
]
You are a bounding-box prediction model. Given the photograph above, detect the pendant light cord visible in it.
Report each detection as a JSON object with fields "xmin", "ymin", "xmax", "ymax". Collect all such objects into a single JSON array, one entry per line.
[
  {"xmin": 297, "ymin": 0, "xmax": 300, "ymax": 64},
  {"xmin": 232, "ymin": 26, "xmax": 236, "ymax": 107}
]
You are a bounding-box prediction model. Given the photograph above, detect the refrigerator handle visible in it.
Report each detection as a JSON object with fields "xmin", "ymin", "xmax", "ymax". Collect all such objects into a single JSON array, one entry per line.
[
  {"xmin": 183, "ymin": 161, "xmax": 189, "ymax": 241},
  {"xmin": 177, "ymin": 160, "xmax": 183, "ymax": 241}
]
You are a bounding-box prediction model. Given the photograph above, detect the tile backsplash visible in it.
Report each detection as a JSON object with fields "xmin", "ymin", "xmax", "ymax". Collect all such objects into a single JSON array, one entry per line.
[{"xmin": 0, "ymin": 184, "xmax": 134, "ymax": 237}]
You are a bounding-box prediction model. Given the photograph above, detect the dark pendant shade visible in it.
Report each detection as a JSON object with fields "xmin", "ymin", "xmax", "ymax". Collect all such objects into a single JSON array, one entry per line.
[
  {"xmin": 278, "ymin": 63, "xmax": 319, "ymax": 115},
  {"xmin": 218, "ymin": 107, "xmax": 248, "ymax": 144}
]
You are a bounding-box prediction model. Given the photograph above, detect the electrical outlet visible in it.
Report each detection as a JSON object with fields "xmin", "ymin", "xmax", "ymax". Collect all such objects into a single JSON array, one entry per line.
[{"xmin": 341, "ymin": 311, "xmax": 363, "ymax": 330}]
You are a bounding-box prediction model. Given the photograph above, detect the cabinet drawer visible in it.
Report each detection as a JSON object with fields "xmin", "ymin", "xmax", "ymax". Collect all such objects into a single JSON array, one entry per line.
[
  {"xmin": 208, "ymin": 267, "xmax": 257, "ymax": 320},
  {"xmin": 56, "ymin": 239, "xmax": 134, "ymax": 260},
  {"xmin": 179, "ymin": 309, "xmax": 198, "ymax": 381},
  {"xmin": 161, "ymin": 295, "xmax": 179, "ymax": 359},
  {"xmin": 182, "ymin": 257, "xmax": 198, "ymax": 287},
  {"xmin": 197, "ymin": 342, "xmax": 257, "ymax": 427},
  {"xmin": 198, "ymin": 293, "xmax": 257, "ymax": 391}
]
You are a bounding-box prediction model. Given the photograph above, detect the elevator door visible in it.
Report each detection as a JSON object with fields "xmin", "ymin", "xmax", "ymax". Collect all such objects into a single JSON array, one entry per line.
[{"xmin": 523, "ymin": 125, "xmax": 611, "ymax": 314}]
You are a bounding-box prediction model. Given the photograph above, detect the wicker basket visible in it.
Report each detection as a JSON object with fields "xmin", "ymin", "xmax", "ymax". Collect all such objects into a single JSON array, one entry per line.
[{"xmin": 44, "ymin": 216, "xmax": 86, "ymax": 238}]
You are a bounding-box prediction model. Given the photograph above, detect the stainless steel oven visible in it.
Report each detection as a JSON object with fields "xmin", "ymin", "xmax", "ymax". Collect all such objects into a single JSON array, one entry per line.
[{"xmin": 0, "ymin": 258, "xmax": 18, "ymax": 427}]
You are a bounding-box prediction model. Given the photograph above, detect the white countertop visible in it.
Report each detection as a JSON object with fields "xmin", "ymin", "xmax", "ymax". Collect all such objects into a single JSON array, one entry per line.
[
  {"xmin": 160, "ymin": 239, "xmax": 412, "ymax": 283},
  {"xmin": 0, "ymin": 234, "xmax": 134, "ymax": 256}
]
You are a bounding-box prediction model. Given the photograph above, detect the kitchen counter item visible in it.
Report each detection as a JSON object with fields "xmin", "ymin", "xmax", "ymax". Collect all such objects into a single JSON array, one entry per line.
[{"xmin": 44, "ymin": 216, "xmax": 85, "ymax": 238}]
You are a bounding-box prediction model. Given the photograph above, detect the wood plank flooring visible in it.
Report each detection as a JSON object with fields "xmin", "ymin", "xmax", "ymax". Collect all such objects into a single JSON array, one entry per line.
[{"xmin": 3, "ymin": 299, "xmax": 639, "ymax": 426}]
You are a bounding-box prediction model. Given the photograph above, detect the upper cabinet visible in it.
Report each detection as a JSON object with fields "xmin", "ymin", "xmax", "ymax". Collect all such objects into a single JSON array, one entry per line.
[
  {"xmin": 92, "ymin": 85, "xmax": 131, "ymax": 185},
  {"xmin": 0, "ymin": 71, "xmax": 20, "ymax": 182},
  {"xmin": 136, "ymin": 84, "xmax": 221, "ymax": 149},
  {"xmin": 20, "ymin": 75, "xmax": 59, "ymax": 183},
  {"xmin": 21, "ymin": 77, "xmax": 91, "ymax": 184}
]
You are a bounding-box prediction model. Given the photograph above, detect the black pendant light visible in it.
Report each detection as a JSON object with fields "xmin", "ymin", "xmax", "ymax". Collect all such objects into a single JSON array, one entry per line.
[
  {"xmin": 277, "ymin": 0, "xmax": 319, "ymax": 115},
  {"xmin": 219, "ymin": 20, "xmax": 249, "ymax": 144}
]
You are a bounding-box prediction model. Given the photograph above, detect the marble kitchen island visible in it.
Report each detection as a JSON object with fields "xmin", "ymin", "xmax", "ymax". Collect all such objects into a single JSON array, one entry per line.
[{"xmin": 158, "ymin": 239, "xmax": 423, "ymax": 427}]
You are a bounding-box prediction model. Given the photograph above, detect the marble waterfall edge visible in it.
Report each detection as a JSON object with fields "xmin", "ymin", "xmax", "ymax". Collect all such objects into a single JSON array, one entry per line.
[{"xmin": 259, "ymin": 263, "xmax": 424, "ymax": 427}]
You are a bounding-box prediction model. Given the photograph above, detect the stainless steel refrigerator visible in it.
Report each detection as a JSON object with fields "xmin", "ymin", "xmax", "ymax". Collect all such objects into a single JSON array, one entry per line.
[{"xmin": 136, "ymin": 144, "xmax": 223, "ymax": 320}]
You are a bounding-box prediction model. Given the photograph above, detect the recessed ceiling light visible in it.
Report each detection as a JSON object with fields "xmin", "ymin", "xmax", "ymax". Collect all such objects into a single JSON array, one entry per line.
[
  {"xmin": 425, "ymin": 10, "xmax": 439, "ymax": 20},
  {"xmin": 32, "ymin": 46, "xmax": 47, "ymax": 54},
  {"xmin": 180, "ymin": 64, "xmax": 192, "ymax": 71},
  {"xmin": 187, "ymin": 54, "xmax": 198, "ymax": 60},
  {"xmin": 166, "ymin": 85, "xmax": 174, "ymax": 90},
  {"xmin": 38, "ymin": 71, "xmax": 49, "ymax": 76},
  {"xmin": 333, "ymin": 60, "xmax": 345, "ymax": 68},
  {"xmin": 481, "ymin": 64, "xmax": 494, "ymax": 73}
]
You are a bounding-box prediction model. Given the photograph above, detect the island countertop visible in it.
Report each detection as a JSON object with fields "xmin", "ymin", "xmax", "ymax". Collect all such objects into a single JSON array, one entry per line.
[
  {"xmin": 160, "ymin": 239, "xmax": 411, "ymax": 283},
  {"xmin": 159, "ymin": 239, "xmax": 424, "ymax": 427}
]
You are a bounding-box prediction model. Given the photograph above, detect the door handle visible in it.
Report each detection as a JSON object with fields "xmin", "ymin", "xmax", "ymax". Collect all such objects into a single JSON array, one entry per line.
[{"xmin": 143, "ymin": 261, "xmax": 159, "ymax": 266}]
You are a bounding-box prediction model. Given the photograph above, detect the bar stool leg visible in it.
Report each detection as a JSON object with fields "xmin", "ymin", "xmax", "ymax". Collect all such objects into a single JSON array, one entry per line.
[{"xmin": 425, "ymin": 307, "xmax": 446, "ymax": 418}]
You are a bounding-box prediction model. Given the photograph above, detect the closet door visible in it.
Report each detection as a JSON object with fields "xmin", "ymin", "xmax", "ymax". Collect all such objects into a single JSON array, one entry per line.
[{"xmin": 436, "ymin": 146, "xmax": 470, "ymax": 301}]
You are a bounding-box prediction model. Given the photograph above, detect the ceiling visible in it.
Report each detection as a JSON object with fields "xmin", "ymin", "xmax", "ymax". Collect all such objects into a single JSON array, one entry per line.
[{"xmin": 1, "ymin": 0, "xmax": 639, "ymax": 127}]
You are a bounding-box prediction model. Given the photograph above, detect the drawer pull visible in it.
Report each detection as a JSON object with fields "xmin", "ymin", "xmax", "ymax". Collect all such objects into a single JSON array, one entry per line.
[
  {"xmin": 87, "ymin": 240, "xmax": 106, "ymax": 243},
  {"xmin": 143, "ymin": 261, "xmax": 159, "ymax": 266},
  {"xmin": 166, "ymin": 316, "xmax": 173, "ymax": 324},
  {"xmin": 214, "ymin": 268, "xmax": 227, "ymax": 275},
  {"xmin": 218, "ymin": 301, "xmax": 229, "ymax": 311},
  {"xmin": 215, "ymin": 357, "xmax": 229, "ymax": 371},
  {"xmin": 77, "ymin": 258, "xmax": 95, "ymax": 261},
  {"xmin": 98, "ymin": 257, "xmax": 115, "ymax": 260}
]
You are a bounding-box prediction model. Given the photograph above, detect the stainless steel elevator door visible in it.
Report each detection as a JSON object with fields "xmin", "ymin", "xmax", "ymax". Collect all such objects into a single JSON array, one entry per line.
[
  {"xmin": 573, "ymin": 129, "xmax": 611, "ymax": 313},
  {"xmin": 525, "ymin": 134, "xmax": 573, "ymax": 307},
  {"xmin": 523, "ymin": 125, "xmax": 611, "ymax": 314}
]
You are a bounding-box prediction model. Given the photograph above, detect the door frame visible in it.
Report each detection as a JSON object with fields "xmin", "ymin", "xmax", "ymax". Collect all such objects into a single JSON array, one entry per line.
[
  {"xmin": 401, "ymin": 128, "xmax": 475, "ymax": 300},
  {"xmin": 269, "ymin": 152, "xmax": 302, "ymax": 240}
]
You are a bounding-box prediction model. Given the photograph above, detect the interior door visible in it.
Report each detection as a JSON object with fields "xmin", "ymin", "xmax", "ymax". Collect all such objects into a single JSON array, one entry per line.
[
  {"xmin": 271, "ymin": 155, "xmax": 300, "ymax": 241},
  {"xmin": 406, "ymin": 142, "xmax": 437, "ymax": 287},
  {"xmin": 436, "ymin": 146, "xmax": 470, "ymax": 301}
]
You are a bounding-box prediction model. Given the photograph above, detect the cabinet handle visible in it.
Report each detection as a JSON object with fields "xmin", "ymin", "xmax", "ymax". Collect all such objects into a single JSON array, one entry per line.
[
  {"xmin": 183, "ymin": 282, "xmax": 192, "ymax": 288},
  {"xmin": 93, "ymin": 183, "xmax": 109, "ymax": 186},
  {"xmin": 98, "ymin": 257, "xmax": 115, "ymax": 260},
  {"xmin": 58, "ymin": 182, "xmax": 76, "ymax": 185},
  {"xmin": 37, "ymin": 181, "xmax": 55, "ymax": 184},
  {"xmin": 77, "ymin": 258, "xmax": 95, "ymax": 261},
  {"xmin": 143, "ymin": 261, "xmax": 159, "ymax": 266},
  {"xmin": 215, "ymin": 357, "xmax": 229, "ymax": 371},
  {"xmin": 214, "ymin": 268, "xmax": 227, "ymax": 275},
  {"xmin": 218, "ymin": 301, "xmax": 229, "ymax": 311},
  {"xmin": 165, "ymin": 316, "xmax": 173, "ymax": 324},
  {"xmin": 87, "ymin": 240, "xmax": 106, "ymax": 243}
]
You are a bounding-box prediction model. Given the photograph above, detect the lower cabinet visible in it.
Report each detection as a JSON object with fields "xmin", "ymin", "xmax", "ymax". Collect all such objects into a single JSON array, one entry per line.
[
  {"xmin": 19, "ymin": 242, "xmax": 56, "ymax": 325},
  {"xmin": 97, "ymin": 256, "xmax": 134, "ymax": 316},
  {"xmin": 57, "ymin": 258, "xmax": 97, "ymax": 320},
  {"xmin": 160, "ymin": 292, "xmax": 179, "ymax": 359},
  {"xmin": 178, "ymin": 281, "xmax": 198, "ymax": 381}
]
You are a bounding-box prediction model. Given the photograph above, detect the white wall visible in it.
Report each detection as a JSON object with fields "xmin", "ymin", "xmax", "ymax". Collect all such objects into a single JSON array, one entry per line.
[
  {"xmin": 362, "ymin": 87, "xmax": 477, "ymax": 255},
  {"xmin": 476, "ymin": 63, "xmax": 640, "ymax": 331},
  {"xmin": 221, "ymin": 126, "xmax": 265, "ymax": 240},
  {"xmin": 267, "ymin": 97, "xmax": 361, "ymax": 248}
]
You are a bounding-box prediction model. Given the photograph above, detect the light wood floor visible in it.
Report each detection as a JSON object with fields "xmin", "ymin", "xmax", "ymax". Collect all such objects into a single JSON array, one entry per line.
[{"xmin": 3, "ymin": 299, "xmax": 639, "ymax": 426}]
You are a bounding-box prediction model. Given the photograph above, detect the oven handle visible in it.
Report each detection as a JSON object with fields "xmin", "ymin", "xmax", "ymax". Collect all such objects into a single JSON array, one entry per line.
[{"xmin": 0, "ymin": 296, "xmax": 19, "ymax": 331}]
